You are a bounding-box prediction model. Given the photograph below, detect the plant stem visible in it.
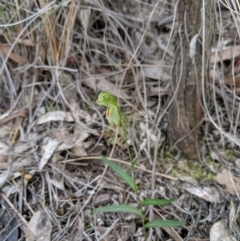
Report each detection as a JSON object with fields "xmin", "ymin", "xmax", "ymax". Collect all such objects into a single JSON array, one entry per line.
[{"xmin": 123, "ymin": 129, "xmax": 147, "ymax": 238}]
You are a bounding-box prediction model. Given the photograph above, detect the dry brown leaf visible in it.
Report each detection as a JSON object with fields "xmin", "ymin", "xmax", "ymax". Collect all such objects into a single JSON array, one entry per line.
[
  {"xmin": 223, "ymin": 74, "xmax": 240, "ymax": 92},
  {"xmin": 70, "ymin": 125, "xmax": 89, "ymax": 156},
  {"xmin": 58, "ymin": 73, "xmax": 77, "ymax": 102},
  {"xmin": 94, "ymin": 194, "xmax": 111, "ymax": 207},
  {"xmin": 211, "ymin": 45, "xmax": 240, "ymax": 63},
  {"xmin": 81, "ymin": 77, "xmax": 130, "ymax": 100},
  {"xmin": 22, "ymin": 226, "xmax": 36, "ymax": 241},
  {"xmin": 50, "ymin": 179, "xmax": 65, "ymax": 191},
  {"xmin": 36, "ymin": 111, "xmax": 74, "ymax": 125},
  {"xmin": 70, "ymin": 101, "xmax": 99, "ymax": 136},
  {"xmin": 18, "ymin": 39, "xmax": 36, "ymax": 46},
  {"xmin": 210, "ymin": 219, "xmax": 235, "ymax": 241},
  {"xmin": 0, "ymin": 43, "xmax": 28, "ymax": 65},
  {"xmin": 0, "ymin": 122, "xmax": 13, "ymax": 138},
  {"xmin": 14, "ymin": 141, "xmax": 34, "ymax": 154},
  {"xmin": 0, "ymin": 140, "xmax": 10, "ymax": 163},
  {"xmin": 215, "ymin": 169, "xmax": 240, "ymax": 195},
  {"xmin": 0, "ymin": 158, "xmax": 36, "ymax": 171},
  {"xmin": 71, "ymin": 143, "xmax": 87, "ymax": 156},
  {"xmin": 2, "ymin": 185, "xmax": 18, "ymax": 198},
  {"xmin": 0, "ymin": 108, "xmax": 28, "ymax": 124},
  {"xmin": 55, "ymin": 132, "xmax": 78, "ymax": 151},
  {"xmin": 27, "ymin": 210, "xmax": 52, "ymax": 241},
  {"xmin": 39, "ymin": 138, "xmax": 59, "ymax": 170},
  {"xmin": 163, "ymin": 227, "xmax": 184, "ymax": 241},
  {"xmin": 0, "ymin": 141, "xmax": 9, "ymax": 155},
  {"xmin": 185, "ymin": 187, "xmax": 221, "ymax": 203},
  {"xmin": 74, "ymin": 125, "xmax": 90, "ymax": 142},
  {"xmin": 55, "ymin": 129, "xmax": 89, "ymax": 153},
  {"xmin": 40, "ymin": 127, "xmax": 91, "ymax": 169},
  {"xmin": 178, "ymin": 176, "xmax": 199, "ymax": 186},
  {"xmin": 143, "ymin": 66, "xmax": 171, "ymax": 81},
  {"xmin": 0, "ymin": 171, "xmax": 21, "ymax": 189}
]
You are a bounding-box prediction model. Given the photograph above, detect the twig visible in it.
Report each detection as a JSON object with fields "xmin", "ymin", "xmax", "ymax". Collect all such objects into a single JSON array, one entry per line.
[{"xmin": 61, "ymin": 156, "xmax": 178, "ymax": 181}]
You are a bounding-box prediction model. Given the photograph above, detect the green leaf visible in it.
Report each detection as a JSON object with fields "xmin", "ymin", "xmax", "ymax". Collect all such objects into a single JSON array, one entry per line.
[
  {"xmin": 93, "ymin": 204, "xmax": 142, "ymax": 216},
  {"xmin": 100, "ymin": 155, "xmax": 137, "ymax": 191},
  {"xmin": 144, "ymin": 220, "xmax": 185, "ymax": 228},
  {"xmin": 140, "ymin": 198, "xmax": 175, "ymax": 206}
]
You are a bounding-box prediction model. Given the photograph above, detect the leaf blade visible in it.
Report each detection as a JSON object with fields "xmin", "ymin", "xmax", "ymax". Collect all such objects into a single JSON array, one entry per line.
[
  {"xmin": 93, "ymin": 204, "xmax": 142, "ymax": 216},
  {"xmin": 140, "ymin": 198, "xmax": 175, "ymax": 206},
  {"xmin": 144, "ymin": 220, "xmax": 185, "ymax": 228},
  {"xmin": 100, "ymin": 155, "xmax": 137, "ymax": 191}
]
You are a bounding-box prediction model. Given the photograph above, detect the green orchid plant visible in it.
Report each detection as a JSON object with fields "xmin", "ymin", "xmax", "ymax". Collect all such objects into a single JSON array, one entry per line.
[{"xmin": 94, "ymin": 92, "xmax": 184, "ymax": 238}]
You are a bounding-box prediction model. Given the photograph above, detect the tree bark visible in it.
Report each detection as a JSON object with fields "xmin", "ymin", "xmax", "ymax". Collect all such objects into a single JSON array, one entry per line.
[{"xmin": 168, "ymin": 0, "xmax": 214, "ymax": 159}]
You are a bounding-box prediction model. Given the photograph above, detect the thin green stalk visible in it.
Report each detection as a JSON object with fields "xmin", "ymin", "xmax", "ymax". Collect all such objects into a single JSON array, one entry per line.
[{"xmin": 97, "ymin": 92, "xmax": 147, "ymax": 237}]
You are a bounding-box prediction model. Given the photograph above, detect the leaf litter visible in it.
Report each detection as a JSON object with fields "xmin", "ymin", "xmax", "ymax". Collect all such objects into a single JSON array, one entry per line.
[{"xmin": 0, "ymin": 0, "xmax": 240, "ymax": 240}]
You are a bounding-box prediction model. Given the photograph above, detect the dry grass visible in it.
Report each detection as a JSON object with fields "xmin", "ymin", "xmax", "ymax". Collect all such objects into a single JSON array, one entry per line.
[{"xmin": 0, "ymin": 0, "xmax": 240, "ymax": 240}]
